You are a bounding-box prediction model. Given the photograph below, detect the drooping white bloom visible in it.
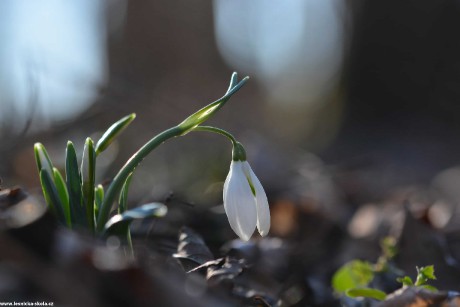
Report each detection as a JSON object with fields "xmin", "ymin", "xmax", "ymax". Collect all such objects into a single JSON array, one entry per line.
[{"xmin": 223, "ymin": 160, "xmax": 270, "ymax": 241}]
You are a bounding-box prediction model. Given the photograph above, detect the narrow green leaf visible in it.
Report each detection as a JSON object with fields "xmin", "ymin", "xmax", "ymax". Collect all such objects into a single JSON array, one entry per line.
[
  {"xmin": 94, "ymin": 184, "xmax": 104, "ymax": 218},
  {"xmin": 346, "ymin": 288, "xmax": 387, "ymax": 301},
  {"xmin": 332, "ymin": 260, "xmax": 374, "ymax": 293},
  {"xmin": 95, "ymin": 113, "xmax": 136, "ymax": 155},
  {"xmin": 117, "ymin": 173, "xmax": 134, "ymax": 251},
  {"xmin": 40, "ymin": 169, "xmax": 66, "ymax": 224},
  {"xmin": 66, "ymin": 141, "xmax": 86, "ymax": 227},
  {"xmin": 81, "ymin": 138, "xmax": 96, "ymax": 232},
  {"xmin": 104, "ymin": 203, "xmax": 167, "ymax": 237},
  {"xmin": 118, "ymin": 173, "xmax": 133, "ymax": 214},
  {"xmin": 53, "ymin": 167, "xmax": 71, "ymax": 227},
  {"xmin": 34, "ymin": 143, "xmax": 54, "ymax": 177}
]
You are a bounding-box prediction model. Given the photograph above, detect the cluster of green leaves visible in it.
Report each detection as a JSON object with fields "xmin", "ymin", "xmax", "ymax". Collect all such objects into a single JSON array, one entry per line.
[
  {"xmin": 34, "ymin": 73, "xmax": 249, "ymax": 246},
  {"xmin": 332, "ymin": 237, "xmax": 437, "ymax": 302},
  {"xmin": 397, "ymin": 265, "xmax": 437, "ymax": 291},
  {"xmin": 34, "ymin": 114, "xmax": 167, "ymax": 240}
]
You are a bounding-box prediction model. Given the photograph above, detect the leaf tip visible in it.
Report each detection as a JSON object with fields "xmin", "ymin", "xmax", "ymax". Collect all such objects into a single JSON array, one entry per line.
[{"xmin": 85, "ymin": 137, "xmax": 94, "ymax": 145}]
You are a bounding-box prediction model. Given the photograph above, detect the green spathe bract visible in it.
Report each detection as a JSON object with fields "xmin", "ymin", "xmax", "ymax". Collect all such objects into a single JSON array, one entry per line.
[
  {"xmin": 178, "ymin": 73, "xmax": 249, "ymax": 133},
  {"xmin": 34, "ymin": 72, "xmax": 251, "ymax": 248}
]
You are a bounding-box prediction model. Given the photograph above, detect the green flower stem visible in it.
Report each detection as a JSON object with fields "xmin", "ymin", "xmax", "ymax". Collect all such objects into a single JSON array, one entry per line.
[
  {"xmin": 192, "ymin": 126, "xmax": 238, "ymax": 144},
  {"xmin": 96, "ymin": 73, "xmax": 249, "ymax": 233},
  {"xmin": 191, "ymin": 126, "xmax": 246, "ymax": 161},
  {"xmin": 96, "ymin": 126, "xmax": 183, "ymax": 232}
]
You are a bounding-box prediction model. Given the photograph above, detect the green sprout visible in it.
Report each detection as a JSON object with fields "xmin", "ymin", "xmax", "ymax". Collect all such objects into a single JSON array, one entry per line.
[
  {"xmin": 332, "ymin": 236, "xmax": 399, "ymax": 301},
  {"xmin": 332, "ymin": 236, "xmax": 439, "ymax": 302},
  {"xmin": 397, "ymin": 265, "xmax": 437, "ymax": 291},
  {"xmin": 34, "ymin": 72, "xmax": 250, "ymax": 249}
]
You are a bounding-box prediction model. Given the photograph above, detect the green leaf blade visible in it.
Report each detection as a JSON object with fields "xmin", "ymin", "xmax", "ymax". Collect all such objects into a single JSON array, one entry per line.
[
  {"xmin": 94, "ymin": 184, "xmax": 104, "ymax": 218},
  {"xmin": 81, "ymin": 138, "xmax": 96, "ymax": 232},
  {"xmin": 34, "ymin": 143, "xmax": 54, "ymax": 177},
  {"xmin": 332, "ymin": 260, "xmax": 374, "ymax": 293},
  {"xmin": 118, "ymin": 173, "xmax": 133, "ymax": 214},
  {"xmin": 415, "ymin": 265, "xmax": 436, "ymax": 286},
  {"xmin": 96, "ymin": 113, "xmax": 136, "ymax": 155},
  {"xmin": 104, "ymin": 202, "xmax": 167, "ymax": 237},
  {"xmin": 40, "ymin": 169, "xmax": 66, "ymax": 224},
  {"xmin": 397, "ymin": 276, "xmax": 414, "ymax": 286},
  {"xmin": 420, "ymin": 285, "xmax": 438, "ymax": 292},
  {"xmin": 66, "ymin": 141, "xmax": 86, "ymax": 228},
  {"xmin": 53, "ymin": 167, "xmax": 71, "ymax": 227},
  {"xmin": 419, "ymin": 265, "xmax": 436, "ymax": 280},
  {"xmin": 346, "ymin": 288, "xmax": 387, "ymax": 301}
]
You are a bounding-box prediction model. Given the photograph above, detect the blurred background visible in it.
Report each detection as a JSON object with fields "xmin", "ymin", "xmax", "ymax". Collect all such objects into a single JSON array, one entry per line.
[{"xmin": 2, "ymin": 0, "xmax": 460, "ymax": 223}]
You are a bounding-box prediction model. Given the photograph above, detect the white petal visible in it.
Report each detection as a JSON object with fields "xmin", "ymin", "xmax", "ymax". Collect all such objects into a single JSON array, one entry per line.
[
  {"xmin": 223, "ymin": 161, "xmax": 257, "ymax": 241},
  {"xmin": 243, "ymin": 162, "xmax": 270, "ymax": 236}
]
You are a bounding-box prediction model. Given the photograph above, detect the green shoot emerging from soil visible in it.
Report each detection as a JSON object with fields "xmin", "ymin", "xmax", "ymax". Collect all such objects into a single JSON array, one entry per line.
[
  {"xmin": 397, "ymin": 265, "xmax": 437, "ymax": 291},
  {"xmin": 332, "ymin": 236, "xmax": 438, "ymax": 302},
  {"xmin": 34, "ymin": 72, "xmax": 269, "ymax": 250}
]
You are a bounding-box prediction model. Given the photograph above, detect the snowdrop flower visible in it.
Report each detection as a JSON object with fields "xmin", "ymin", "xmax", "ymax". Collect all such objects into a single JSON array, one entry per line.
[{"xmin": 223, "ymin": 142, "xmax": 270, "ymax": 241}]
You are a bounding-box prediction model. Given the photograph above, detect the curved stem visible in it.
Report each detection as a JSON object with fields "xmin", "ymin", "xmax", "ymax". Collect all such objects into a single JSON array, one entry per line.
[
  {"xmin": 96, "ymin": 73, "xmax": 249, "ymax": 233},
  {"xmin": 96, "ymin": 126, "xmax": 183, "ymax": 232},
  {"xmin": 192, "ymin": 126, "xmax": 238, "ymax": 144},
  {"xmin": 192, "ymin": 126, "xmax": 246, "ymax": 161}
]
